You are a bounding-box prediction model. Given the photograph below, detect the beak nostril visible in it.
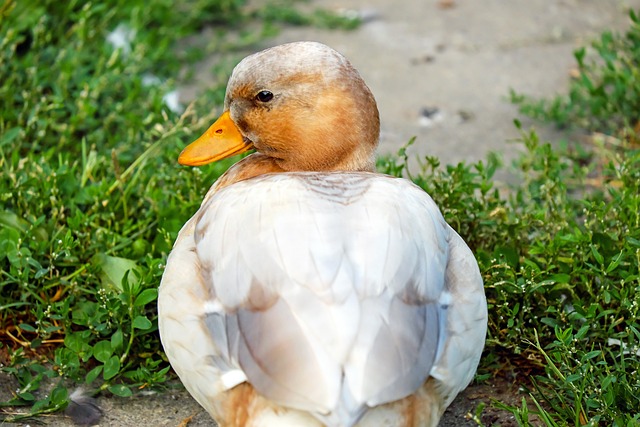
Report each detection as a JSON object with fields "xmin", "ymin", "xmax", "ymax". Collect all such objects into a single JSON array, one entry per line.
[{"xmin": 179, "ymin": 110, "xmax": 249, "ymax": 165}]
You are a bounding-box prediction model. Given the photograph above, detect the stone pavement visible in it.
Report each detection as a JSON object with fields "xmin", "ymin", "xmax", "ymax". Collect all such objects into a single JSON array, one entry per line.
[{"xmin": 270, "ymin": 0, "xmax": 640, "ymax": 166}]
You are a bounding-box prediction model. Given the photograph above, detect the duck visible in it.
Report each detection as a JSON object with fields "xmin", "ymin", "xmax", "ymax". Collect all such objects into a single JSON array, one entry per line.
[{"xmin": 158, "ymin": 41, "xmax": 487, "ymax": 427}]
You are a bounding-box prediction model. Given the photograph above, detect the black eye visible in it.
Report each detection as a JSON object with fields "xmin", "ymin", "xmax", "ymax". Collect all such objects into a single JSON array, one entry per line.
[{"xmin": 255, "ymin": 90, "xmax": 274, "ymax": 103}]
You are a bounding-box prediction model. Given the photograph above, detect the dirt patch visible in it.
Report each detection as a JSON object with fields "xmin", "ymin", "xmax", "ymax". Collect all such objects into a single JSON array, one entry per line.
[{"xmin": 1, "ymin": 369, "xmax": 531, "ymax": 426}]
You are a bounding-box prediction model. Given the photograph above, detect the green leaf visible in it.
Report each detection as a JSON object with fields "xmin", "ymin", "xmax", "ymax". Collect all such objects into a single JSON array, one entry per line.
[
  {"xmin": 111, "ymin": 328, "xmax": 124, "ymax": 351},
  {"xmin": 574, "ymin": 47, "xmax": 586, "ymax": 67},
  {"xmin": 132, "ymin": 315, "xmax": 152, "ymax": 330},
  {"xmin": 590, "ymin": 244, "xmax": 604, "ymax": 265},
  {"xmin": 601, "ymin": 375, "xmax": 616, "ymax": 390},
  {"xmin": 493, "ymin": 245, "xmax": 520, "ymax": 267},
  {"xmin": 548, "ymin": 273, "xmax": 571, "ymax": 284},
  {"xmin": 566, "ymin": 373, "xmax": 582, "ymax": 383},
  {"xmin": 92, "ymin": 253, "xmax": 140, "ymax": 291},
  {"xmin": 18, "ymin": 392, "xmax": 35, "ymax": 402},
  {"xmin": 605, "ymin": 251, "xmax": 624, "ymax": 273},
  {"xmin": 0, "ymin": 210, "xmax": 28, "ymax": 233},
  {"xmin": 86, "ymin": 366, "xmax": 103, "ymax": 384},
  {"xmin": 108, "ymin": 384, "xmax": 133, "ymax": 397},
  {"xmin": 581, "ymin": 350, "xmax": 602, "ymax": 361},
  {"xmin": 92, "ymin": 340, "xmax": 113, "ymax": 363},
  {"xmin": 103, "ymin": 356, "xmax": 121, "ymax": 380},
  {"xmin": 31, "ymin": 397, "xmax": 51, "ymax": 413},
  {"xmin": 64, "ymin": 331, "xmax": 92, "ymax": 354},
  {"xmin": 50, "ymin": 385, "xmax": 68, "ymax": 406},
  {"xmin": 34, "ymin": 267, "xmax": 49, "ymax": 279},
  {"xmin": 134, "ymin": 288, "xmax": 158, "ymax": 307},
  {"xmin": 19, "ymin": 323, "xmax": 36, "ymax": 332},
  {"xmin": 0, "ymin": 127, "xmax": 22, "ymax": 147}
]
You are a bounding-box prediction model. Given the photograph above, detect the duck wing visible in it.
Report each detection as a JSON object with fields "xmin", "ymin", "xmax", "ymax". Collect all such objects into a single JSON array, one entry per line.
[{"xmin": 160, "ymin": 172, "xmax": 485, "ymax": 426}]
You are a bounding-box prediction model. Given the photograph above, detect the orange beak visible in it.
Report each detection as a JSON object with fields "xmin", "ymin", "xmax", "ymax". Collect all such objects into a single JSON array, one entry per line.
[{"xmin": 178, "ymin": 111, "xmax": 253, "ymax": 166}]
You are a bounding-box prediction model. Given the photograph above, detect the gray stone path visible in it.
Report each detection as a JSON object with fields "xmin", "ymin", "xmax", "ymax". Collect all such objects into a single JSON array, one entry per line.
[{"xmin": 270, "ymin": 0, "xmax": 640, "ymax": 167}]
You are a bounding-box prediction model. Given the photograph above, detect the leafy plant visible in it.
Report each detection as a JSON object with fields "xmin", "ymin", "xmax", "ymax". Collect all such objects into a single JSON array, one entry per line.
[
  {"xmin": 491, "ymin": 8, "xmax": 640, "ymax": 425},
  {"xmin": 256, "ymin": 1, "xmax": 360, "ymax": 30}
]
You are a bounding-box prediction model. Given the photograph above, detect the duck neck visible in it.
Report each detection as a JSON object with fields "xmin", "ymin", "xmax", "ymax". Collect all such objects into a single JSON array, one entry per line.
[
  {"xmin": 208, "ymin": 153, "xmax": 284, "ymax": 194},
  {"xmin": 203, "ymin": 147, "xmax": 377, "ymax": 205}
]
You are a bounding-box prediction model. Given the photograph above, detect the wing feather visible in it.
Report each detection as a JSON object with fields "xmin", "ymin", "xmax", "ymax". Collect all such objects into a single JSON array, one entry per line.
[
  {"xmin": 235, "ymin": 297, "xmax": 341, "ymax": 411},
  {"xmin": 161, "ymin": 172, "xmax": 485, "ymax": 426},
  {"xmin": 429, "ymin": 227, "xmax": 487, "ymax": 406}
]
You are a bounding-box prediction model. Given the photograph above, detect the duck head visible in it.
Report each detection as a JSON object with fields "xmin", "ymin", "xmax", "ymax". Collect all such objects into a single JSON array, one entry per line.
[{"xmin": 178, "ymin": 41, "xmax": 380, "ymax": 172}]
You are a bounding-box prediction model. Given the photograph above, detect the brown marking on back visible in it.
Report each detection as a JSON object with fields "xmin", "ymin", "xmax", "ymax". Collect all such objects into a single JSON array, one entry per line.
[
  {"xmin": 354, "ymin": 378, "xmax": 444, "ymax": 426},
  {"xmin": 402, "ymin": 393, "xmax": 417, "ymax": 426},
  {"xmin": 222, "ymin": 383, "xmax": 280, "ymax": 426},
  {"xmin": 216, "ymin": 377, "xmax": 445, "ymax": 426},
  {"xmin": 411, "ymin": 378, "xmax": 446, "ymax": 426},
  {"xmin": 222, "ymin": 383, "xmax": 254, "ymax": 426},
  {"xmin": 221, "ymin": 383, "xmax": 290, "ymax": 427}
]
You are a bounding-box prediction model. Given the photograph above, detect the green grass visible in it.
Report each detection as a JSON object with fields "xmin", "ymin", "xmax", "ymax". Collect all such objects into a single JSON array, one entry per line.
[{"xmin": 1, "ymin": 0, "xmax": 639, "ymax": 424}]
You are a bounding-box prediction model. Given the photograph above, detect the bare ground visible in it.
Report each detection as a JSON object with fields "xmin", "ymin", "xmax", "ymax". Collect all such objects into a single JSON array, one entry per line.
[{"xmin": 0, "ymin": 371, "xmax": 527, "ymax": 426}]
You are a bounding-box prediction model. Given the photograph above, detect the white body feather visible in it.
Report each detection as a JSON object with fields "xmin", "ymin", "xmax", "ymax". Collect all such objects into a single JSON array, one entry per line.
[{"xmin": 158, "ymin": 172, "xmax": 487, "ymax": 427}]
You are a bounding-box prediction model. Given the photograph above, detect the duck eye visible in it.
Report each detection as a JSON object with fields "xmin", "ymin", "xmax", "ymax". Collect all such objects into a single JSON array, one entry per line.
[{"xmin": 255, "ymin": 90, "xmax": 274, "ymax": 103}]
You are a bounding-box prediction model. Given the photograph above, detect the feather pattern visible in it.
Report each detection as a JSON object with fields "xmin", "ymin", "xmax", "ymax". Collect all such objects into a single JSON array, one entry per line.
[{"xmin": 158, "ymin": 171, "xmax": 487, "ymax": 427}]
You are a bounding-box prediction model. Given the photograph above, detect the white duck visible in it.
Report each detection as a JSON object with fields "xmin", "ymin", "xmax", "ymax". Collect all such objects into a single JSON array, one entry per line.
[{"xmin": 158, "ymin": 41, "xmax": 487, "ymax": 427}]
